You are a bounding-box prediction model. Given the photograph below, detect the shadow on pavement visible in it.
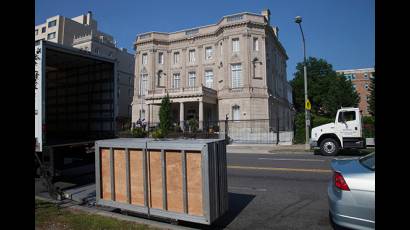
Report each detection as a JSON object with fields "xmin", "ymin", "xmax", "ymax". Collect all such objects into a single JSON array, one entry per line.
[
  {"xmin": 178, "ymin": 192, "xmax": 256, "ymax": 229},
  {"xmin": 313, "ymin": 148, "xmax": 374, "ymax": 157}
]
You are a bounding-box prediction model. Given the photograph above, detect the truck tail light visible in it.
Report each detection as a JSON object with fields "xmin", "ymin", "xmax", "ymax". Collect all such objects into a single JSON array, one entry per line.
[{"xmin": 334, "ymin": 171, "xmax": 350, "ymax": 191}]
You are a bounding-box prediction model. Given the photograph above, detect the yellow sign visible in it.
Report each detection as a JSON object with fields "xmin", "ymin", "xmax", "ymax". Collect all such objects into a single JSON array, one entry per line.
[{"xmin": 305, "ymin": 99, "xmax": 311, "ymax": 110}]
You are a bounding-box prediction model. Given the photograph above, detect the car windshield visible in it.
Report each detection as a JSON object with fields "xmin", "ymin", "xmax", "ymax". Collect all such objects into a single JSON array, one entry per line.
[{"xmin": 359, "ymin": 152, "xmax": 375, "ymax": 171}]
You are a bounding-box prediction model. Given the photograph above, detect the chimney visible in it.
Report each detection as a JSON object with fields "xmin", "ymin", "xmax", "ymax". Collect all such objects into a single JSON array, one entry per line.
[
  {"xmin": 86, "ymin": 11, "xmax": 92, "ymax": 25},
  {"xmin": 261, "ymin": 9, "xmax": 271, "ymax": 24}
]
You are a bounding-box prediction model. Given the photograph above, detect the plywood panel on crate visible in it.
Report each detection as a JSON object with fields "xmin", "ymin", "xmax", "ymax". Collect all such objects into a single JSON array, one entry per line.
[
  {"xmin": 149, "ymin": 150, "xmax": 163, "ymax": 209},
  {"xmin": 101, "ymin": 148, "xmax": 111, "ymax": 200},
  {"xmin": 114, "ymin": 149, "xmax": 127, "ymax": 203},
  {"xmin": 186, "ymin": 151, "xmax": 203, "ymax": 216},
  {"xmin": 130, "ymin": 149, "xmax": 144, "ymax": 206},
  {"xmin": 166, "ymin": 151, "xmax": 183, "ymax": 213}
]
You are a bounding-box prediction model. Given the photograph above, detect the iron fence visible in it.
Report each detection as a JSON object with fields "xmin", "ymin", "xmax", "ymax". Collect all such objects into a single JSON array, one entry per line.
[{"xmin": 125, "ymin": 119, "xmax": 294, "ymax": 144}]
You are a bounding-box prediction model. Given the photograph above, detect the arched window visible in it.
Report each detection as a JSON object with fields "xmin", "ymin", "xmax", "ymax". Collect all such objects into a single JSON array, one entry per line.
[{"xmin": 157, "ymin": 70, "xmax": 165, "ymax": 87}]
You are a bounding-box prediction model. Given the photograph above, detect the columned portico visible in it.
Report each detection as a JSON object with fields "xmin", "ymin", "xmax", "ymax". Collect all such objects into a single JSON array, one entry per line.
[
  {"xmin": 199, "ymin": 100, "xmax": 203, "ymax": 131},
  {"xmin": 180, "ymin": 102, "xmax": 185, "ymax": 131},
  {"xmin": 144, "ymin": 86, "xmax": 217, "ymax": 132},
  {"xmin": 146, "ymin": 104, "xmax": 150, "ymax": 131}
]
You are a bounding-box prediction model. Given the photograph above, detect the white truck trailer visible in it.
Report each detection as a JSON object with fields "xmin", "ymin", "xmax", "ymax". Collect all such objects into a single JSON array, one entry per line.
[
  {"xmin": 309, "ymin": 107, "xmax": 374, "ymax": 156},
  {"xmin": 35, "ymin": 40, "xmax": 119, "ymax": 180}
]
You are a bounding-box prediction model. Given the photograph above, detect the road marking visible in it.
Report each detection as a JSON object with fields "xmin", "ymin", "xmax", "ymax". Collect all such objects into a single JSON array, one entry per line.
[
  {"xmin": 228, "ymin": 186, "xmax": 267, "ymax": 192},
  {"xmin": 228, "ymin": 165, "xmax": 332, "ymax": 173},
  {"xmin": 258, "ymin": 157, "xmax": 325, "ymax": 162}
]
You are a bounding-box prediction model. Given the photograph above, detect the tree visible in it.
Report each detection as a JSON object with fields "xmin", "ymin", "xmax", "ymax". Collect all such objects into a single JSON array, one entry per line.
[
  {"xmin": 368, "ymin": 72, "xmax": 375, "ymax": 117},
  {"xmin": 290, "ymin": 57, "xmax": 359, "ymax": 117},
  {"xmin": 159, "ymin": 94, "xmax": 172, "ymax": 135}
]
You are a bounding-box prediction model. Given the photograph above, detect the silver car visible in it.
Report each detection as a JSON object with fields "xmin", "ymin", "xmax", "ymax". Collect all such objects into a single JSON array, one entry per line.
[{"xmin": 328, "ymin": 152, "xmax": 375, "ymax": 230}]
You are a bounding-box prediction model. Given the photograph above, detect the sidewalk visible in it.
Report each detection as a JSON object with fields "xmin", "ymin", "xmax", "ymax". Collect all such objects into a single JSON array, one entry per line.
[{"xmin": 227, "ymin": 143, "xmax": 310, "ymax": 154}]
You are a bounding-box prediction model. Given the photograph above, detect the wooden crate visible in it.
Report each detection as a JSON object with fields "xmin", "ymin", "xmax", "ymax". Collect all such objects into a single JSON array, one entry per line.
[{"xmin": 95, "ymin": 138, "xmax": 228, "ymax": 225}]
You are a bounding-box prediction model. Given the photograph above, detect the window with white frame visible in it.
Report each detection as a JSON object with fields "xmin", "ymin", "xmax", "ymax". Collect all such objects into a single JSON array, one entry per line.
[
  {"xmin": 47, "ymin": 32, "xmax": 56, "ymax": 40},
  {"xmin": 42, "ymin": 27, "xmax": 46, "ymax": 33},
  {"xmin": 364, "ymin": 83, "xmax": 369, "ymax": 90},
  {"xmin": 364, "ymin": 73, "xmax": 368, "ymax": 79},
  {"xmin": 205, "ymin": 47, "xmax": 213, "ymax": 60},
  {"xmin": 140, "ymin": 74, "xmax": 148, "ymax": 95},
  {"xmin": 172, "ymin": 73, "xmax": 180, "ymax": 88},
  {"xmin": 140, "ymin": 109, "xmax": 145, "ymax": 119},
  {"xmin": 232, "ymin": 38, "xmax": 240, "ymax": 52},
  {"xmin": 352, "ymin": 84, "xmax": 356, "ymax": 90},
  {"xmin": 188, "ymin": 72, "xmax": 196, "ymax": 87},
  {"xmin": 158, "ymin": 52, "xmax": 164, "ymax": 64},
  {"xmin": 232, "ymin": 105, "xmax": 240, "ymax": 120},
  {"xmin": 205, "ymin": 70, "xmax": 214, "ymax": 88},
  {"xmin": 189, "ymin": 50, "xmax": 195, "ymax": 63},
  {"xmin": 48, "ymin": 20, "xmax": 57, "ymax": 28},
  {"xmin": 142, "ymin": 53, "xmax": 148, "ymax": 65},
  {"xmin": 253, "ymin": 38, "xmax": 259, "ymax": 51},
  {"xmin": 174, "ymin": 52, "xmax": 180, "ymax": 64},
  {"xmin": 231, "ymin": 64, "xmax": 242, "ymax": 88}
]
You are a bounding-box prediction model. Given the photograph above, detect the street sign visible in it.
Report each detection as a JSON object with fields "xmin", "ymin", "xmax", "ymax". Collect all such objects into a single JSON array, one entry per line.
[{"xmin": 305, "ymin": 99, "xmax": 311, "ymax": 110}]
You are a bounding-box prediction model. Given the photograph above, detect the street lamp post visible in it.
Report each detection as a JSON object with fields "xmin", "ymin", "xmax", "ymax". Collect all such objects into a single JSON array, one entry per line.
[{"xmin": 295, "ymin": 16, "xmax": 310, "ymax": 150}]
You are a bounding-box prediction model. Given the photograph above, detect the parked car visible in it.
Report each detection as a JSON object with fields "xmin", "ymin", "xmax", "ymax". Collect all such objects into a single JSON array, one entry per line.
[{"xmin": 328, "ymin": 152, "xmax": 375, "ymax": 230}]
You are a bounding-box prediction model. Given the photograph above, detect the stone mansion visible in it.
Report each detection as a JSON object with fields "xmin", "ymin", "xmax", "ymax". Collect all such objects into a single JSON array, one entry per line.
[{"xmin": 132, "ymin": 9, "xmax": 294, "ymax": 133}]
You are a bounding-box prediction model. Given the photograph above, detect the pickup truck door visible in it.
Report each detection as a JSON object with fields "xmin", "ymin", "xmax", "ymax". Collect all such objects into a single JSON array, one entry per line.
[{"xmin": 335, "ymin": 110, "xmax": 361, "ymax": 138}]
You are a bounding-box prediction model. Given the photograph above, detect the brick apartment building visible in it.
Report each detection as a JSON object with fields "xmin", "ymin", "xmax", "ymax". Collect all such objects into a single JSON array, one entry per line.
[{"xmin": 336, "ymin": 68, "xmax": 375, "ymax": 116}]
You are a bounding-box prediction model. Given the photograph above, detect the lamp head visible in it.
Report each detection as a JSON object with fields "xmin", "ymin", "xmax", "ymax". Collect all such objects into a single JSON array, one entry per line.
[{"xmin": 295, "ymin": 16, "xmax": 302, "ymax": 24}]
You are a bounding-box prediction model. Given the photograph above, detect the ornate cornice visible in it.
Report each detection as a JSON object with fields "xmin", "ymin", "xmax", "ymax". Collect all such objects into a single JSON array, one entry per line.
[{"xmin": 135, "ymin": 20, "xmax": 267, "ymax": 47}]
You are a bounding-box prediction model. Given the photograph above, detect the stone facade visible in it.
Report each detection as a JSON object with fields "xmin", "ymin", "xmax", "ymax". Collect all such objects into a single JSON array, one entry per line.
[
  {"xmin": 132, "ymin": 9, "xmax": 293, "ymax": 132},
  {"xmin": 35, "ymin": 12, "xmax": 135, "ymax": 121},
  {"xmin": 337, "ymin": 68, "xmax": 374, "ymax": 116}
]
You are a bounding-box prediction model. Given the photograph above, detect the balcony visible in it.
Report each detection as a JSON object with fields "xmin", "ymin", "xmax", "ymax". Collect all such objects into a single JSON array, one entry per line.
[
  {"xmin": 144, "ymin": 86, "xmax": 217, "ymax": 103},
  {"xmin": 72, "ymin": 34, "xmax": 116, "ymax": 48}
]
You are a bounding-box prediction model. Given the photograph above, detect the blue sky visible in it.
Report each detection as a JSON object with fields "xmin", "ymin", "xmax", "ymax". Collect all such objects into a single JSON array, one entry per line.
[{"xmin": 35, "ymin": 0, "xmax": 374, "ymax": 80}]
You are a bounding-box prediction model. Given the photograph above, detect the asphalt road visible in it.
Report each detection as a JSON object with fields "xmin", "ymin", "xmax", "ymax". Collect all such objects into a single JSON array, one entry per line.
[
  {"xmin": 36, "ymin": 149, "xmax": 369, "ymax": 230},
  {"xmin": 182, "ymin": 151, "xmax": 359, "ymax": 230}
]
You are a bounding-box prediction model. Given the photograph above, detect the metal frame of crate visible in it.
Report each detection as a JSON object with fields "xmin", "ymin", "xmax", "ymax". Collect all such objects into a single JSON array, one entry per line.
[{"xmin": 95, "ymin": 138, "xmax": 228, "ymax": 225}]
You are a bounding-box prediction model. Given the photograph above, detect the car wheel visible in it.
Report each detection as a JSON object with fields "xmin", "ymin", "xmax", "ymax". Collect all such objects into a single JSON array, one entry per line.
[{"xmin": 320, "ymin": 138, "xmax": 340, "ymax": 156}]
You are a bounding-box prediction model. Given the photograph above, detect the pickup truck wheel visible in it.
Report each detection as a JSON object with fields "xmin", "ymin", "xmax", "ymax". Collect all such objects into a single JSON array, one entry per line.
[{"xmin": 320, "ymin": 138, "xmax": 340, "ymax": 156}]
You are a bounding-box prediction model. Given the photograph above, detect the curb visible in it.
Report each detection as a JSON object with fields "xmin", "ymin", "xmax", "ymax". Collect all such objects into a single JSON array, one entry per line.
[{"xmin": 35, "ymin": 196, "xmax": 196, "ymax": 230}]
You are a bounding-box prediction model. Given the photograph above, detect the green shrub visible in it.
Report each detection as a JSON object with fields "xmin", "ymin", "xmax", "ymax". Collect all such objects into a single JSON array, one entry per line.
[
  {"xmin": 188, "ymin": 118, "xmax": 198, "ymax": 133},
  {"xmin": 294, "ymin": 113, "xmax": 334, "ymax": 144},
  {"xmin": 294, "ymin": 113, "xmax": 306, "ymax": 144},
  {"xmin": 131, "ymin": 127, "xmax": 147, "ymax": 138},
  {"xmin": 159, "ymin": 94, "xmax": 172, "ymax": 135},
  {"xmin": 362, "ymin": 116, "xmax": 375, "ymax": 125},
  {"xmin": 362, "ymin": 116, "xmax": 375, "ymax": 138},
  {"xmin": 312, "ymin": 114, "xmax": 334, "ymax": 127},
  {"xmin": 151, "ymin": 128, "xmax": 165, "ymax": 139}
]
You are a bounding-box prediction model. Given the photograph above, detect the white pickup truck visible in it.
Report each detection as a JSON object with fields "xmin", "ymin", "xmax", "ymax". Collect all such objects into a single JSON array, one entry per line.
[{"xmin": 310, "ymin": 107, "xmax": 374, "ymax": 156}]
